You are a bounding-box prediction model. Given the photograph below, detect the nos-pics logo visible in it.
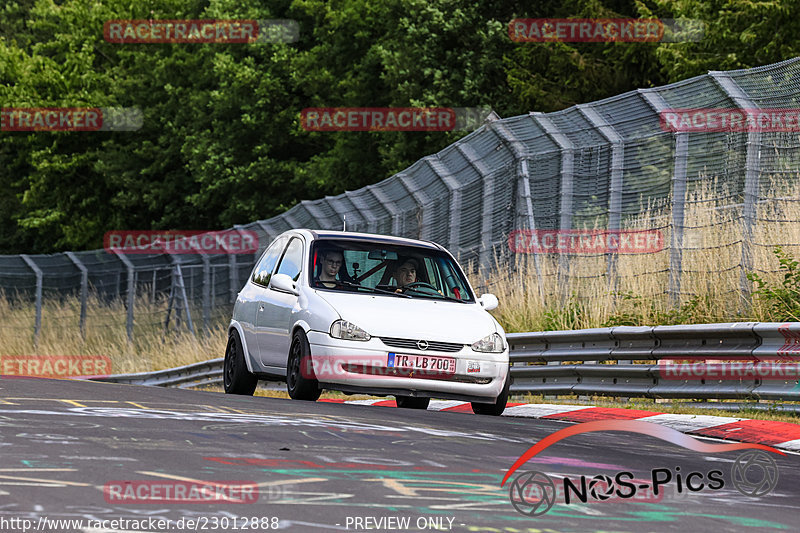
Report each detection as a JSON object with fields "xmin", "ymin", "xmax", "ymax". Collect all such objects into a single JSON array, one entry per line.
[{"xmin": 502, "ymin": 420, "xmax": 782, "ymax": 516}]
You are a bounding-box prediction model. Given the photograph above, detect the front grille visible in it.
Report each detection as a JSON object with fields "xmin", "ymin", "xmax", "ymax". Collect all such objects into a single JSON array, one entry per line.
[{"xmin": 379, "ymin": 336, "xmax": 464, "ymax": 353}]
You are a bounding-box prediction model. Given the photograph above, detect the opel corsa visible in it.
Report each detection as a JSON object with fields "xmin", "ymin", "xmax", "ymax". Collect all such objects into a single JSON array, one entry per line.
[{"xmin": 224, "ymin": 230, "xmax": 510, "ymax": 415}]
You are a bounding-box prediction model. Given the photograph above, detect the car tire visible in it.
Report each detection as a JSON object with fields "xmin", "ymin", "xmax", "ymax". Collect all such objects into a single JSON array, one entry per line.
[
  {"xmin": 287, "ymin": 330, "xmax": 321, "ymax": 401},
  {"xmin": 471, "ymin": 374, "xmax": 510, "ymax": 416},
  {"xmin": 224, "ymin": 329, "xmax": 258, "ymax": 395},
  {"xmin": 395, "ymin": 396, "xmax": 430, "ymax": 410}
]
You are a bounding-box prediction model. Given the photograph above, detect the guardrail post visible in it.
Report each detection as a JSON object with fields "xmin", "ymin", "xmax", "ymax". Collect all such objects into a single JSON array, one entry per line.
[
  {"xmin": 65, "ymin": 252, "xmax": 88, "ymax": 338},
  {"xmin": 710, "ymin": 72, "xmax": 762, "ymax": 310},
  {"xmin": 641, "ymin": 90, "xmax": 689, "ymax": 307},
  {"xmin": 112, "ymin": 250, "xmax": 136, "ymax": 343},
  {"xmin": 532, "ymin": 113, "xmax": 574, "ymax": 300},
  {"xmin": 20, "ymin": 255, "xmax": 42, "ymax": 349},
  {"xmin": 578, "ymin": 105, "xmax": 625, "ymax": 297}
]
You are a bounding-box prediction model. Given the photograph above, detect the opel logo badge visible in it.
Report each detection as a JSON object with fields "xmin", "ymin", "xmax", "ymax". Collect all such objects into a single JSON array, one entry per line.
[{"xmin": 417, "ymin": 340, "xmax": 429, "ymax": 351}]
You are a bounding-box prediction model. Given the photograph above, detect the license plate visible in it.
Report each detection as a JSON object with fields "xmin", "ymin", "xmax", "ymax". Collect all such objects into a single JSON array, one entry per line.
[{"xmin": 387, "ymin": 352, "xmax": 456, "ymax": 375}]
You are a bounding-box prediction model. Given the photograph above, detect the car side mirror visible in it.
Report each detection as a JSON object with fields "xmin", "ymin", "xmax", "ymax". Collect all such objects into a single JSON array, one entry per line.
[
  {"xmin": 478, "ymin": 293, "xmax": 498, "ymax": 311},
  {"xmin": 270, "ymin": 273, "xmax": 299, "ymax": 296}
]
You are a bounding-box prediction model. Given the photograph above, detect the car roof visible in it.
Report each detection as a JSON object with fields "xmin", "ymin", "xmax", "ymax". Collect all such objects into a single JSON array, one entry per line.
[{"xmin": 304, "ymin": 230, "xmax": 443, "ymax": 251}]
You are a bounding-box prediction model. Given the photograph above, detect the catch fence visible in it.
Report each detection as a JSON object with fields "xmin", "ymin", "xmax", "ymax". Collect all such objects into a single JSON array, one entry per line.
[{"xmin": 3, "ymin": 57, "xmax": 800, "ymax": 343}]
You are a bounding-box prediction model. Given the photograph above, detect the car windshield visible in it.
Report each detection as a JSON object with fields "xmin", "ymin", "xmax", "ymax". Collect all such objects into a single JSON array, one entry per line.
[{"xmin": 309, "ymin": 239, "xmax": 474, "ymax": 302}]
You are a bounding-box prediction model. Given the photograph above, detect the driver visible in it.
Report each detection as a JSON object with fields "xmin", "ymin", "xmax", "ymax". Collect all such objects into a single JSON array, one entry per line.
[{"xmin": 392, "ymin": 258, "xmax": 418, "ymax": 292}]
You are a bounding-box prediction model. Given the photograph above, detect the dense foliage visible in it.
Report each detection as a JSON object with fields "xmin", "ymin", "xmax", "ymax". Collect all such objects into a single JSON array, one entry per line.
[{"xmin": 1, "ymin": 0, "xmax": 797, "ymax": 253}]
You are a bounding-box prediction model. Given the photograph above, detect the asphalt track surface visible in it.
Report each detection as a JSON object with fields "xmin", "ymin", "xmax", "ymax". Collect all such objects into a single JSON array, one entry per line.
[{"xmin": 0, "ymin": 378, "xmax": 798, "ymax": 533}]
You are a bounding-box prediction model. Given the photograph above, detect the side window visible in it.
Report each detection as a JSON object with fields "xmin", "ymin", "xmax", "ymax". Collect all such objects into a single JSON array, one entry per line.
[
  {"xmin": 252, "ymin": 236, "xmax": 287, "ymax": 287},
  {"xmin": 275, "ymin": 238, "xmax": 304, "ymax": 282}
]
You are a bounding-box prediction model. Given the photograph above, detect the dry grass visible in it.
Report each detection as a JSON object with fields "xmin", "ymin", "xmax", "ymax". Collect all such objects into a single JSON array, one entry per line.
[
  {"xmin": 0, "ymin": 291, "xmax": 228, "ymax": 375},
  {"xmin": 484, "ymin": 177, "xmax": 800, "ymax": 332}
]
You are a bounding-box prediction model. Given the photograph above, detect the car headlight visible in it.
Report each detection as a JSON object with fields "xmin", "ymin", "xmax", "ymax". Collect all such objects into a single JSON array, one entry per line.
[
  {"xmin": 330, "ymin": 320, "xmax": 371, "ymax": 341},
  {"xmin": 471, "ymin": 332, "xmax": 505, "ymax": 353}
]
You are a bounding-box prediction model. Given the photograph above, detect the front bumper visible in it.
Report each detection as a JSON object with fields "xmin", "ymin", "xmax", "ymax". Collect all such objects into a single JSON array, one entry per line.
[{"xmin": 307, "ymin": 330, "xmax": 509, "ymax": 402}]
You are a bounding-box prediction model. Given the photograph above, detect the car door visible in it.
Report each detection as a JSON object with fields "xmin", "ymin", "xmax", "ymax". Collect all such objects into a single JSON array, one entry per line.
[
  {"xmin": 244, "ymin": 236, "xmax": 287, "ymax": 362},
  {"xmin": 256, "ymin": 236, "xmax": 305, "ymax": 369}
]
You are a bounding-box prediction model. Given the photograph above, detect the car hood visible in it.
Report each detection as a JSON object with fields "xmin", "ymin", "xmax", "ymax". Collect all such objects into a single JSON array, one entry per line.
[{"xmin": 315, "ymin": 291, "xmax": 497, "ymax": 343}]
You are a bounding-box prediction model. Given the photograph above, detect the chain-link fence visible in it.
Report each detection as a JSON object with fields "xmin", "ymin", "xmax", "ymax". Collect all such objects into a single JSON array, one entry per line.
[{"xmin": 3, "ymin": 57, "xmax": 800, "ymax": 344}]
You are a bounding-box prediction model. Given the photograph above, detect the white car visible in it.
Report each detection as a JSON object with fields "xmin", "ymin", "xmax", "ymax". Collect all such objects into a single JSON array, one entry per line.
[{"xmin": 224, "ymin": 229, "xmax": 510, "ymax": 415}]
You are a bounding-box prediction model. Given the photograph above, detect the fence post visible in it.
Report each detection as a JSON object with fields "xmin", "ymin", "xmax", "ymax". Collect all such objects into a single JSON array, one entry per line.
[
  {"xmin": 228, "ymin": 245, "xmax": 238, "ymax": 305},
  {"xmin": 491, "ymin": 120, "xmax": 544, "ymax": 295},
  {"xmin": 164, "ymin": 257, "xmax": 195, "ymax": 336},
  {"xmin": 255, "ymin": 221, "xmax": 277, "ymax": 256},
  {"xmin": 112, "ymin": 250, "xmax": 135, "ymax": 344},
  {"xmin": 65, "ymin": 252, "xmax": 88, "ymax": 338},
  {"xmin": 518, "ymin": 158, "xmax": 544, "ymax": 295},
  {"xmin": 710, "ymin": 72, "xmax": 762, "ymax": 310},
  {"xmin": 578, "ymin": 105, "xmax": 625, "ymax": 296},
  {"xmin": 367, "ymin": 185, "xmax": 402, "ymax": 236},
  {"xmin": 424, "ymin": 156, "xmax": 462, "ymax": 257},
  {"xmin": 532, "ymin": 113, "xmax": 575, "ymax": 299},
  {"xmin": 640, "ymin": 90, "xmax": 689, "ymax": 307},
  {"xmin": 328, "ymin": 196, "xmax": 361, "ymax": 233},
  {"xmin": 456, "ymin": 143, "xmax": 496, "ymax": 275},
  {"xmin": 299, "ymin": 199, "xmax": 330, "ymax": 229},
  {"xmin": 20, "ymin": 255, "xmax": 42, "ymax": 349},
  {"xmin": 398, "ymin": 172, "xmax": 432, "ymax": 240},
  {"xmin": 176, "ymin": 263, "xmax": 195, "ymax": 335},
  {"xmin": 199, "ymin": 252, "xmax": 211, "ymax": 332},
  {"xmin": 346, "ymin": 192, "xmax": 378, "ymax": 235}
]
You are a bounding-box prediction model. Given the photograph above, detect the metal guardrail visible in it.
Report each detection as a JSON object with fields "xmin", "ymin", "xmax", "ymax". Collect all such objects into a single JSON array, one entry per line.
[
  {"xmin": 91, "ymin": 358, "xmax": 223, "ymax": 389},
  {"xmin": 507, "ymin": 322, "xmax": 800, "ymax": 401},
  {"xmin": 89, "ymin": 322, "xmax": 800, "ymax": 401}
]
